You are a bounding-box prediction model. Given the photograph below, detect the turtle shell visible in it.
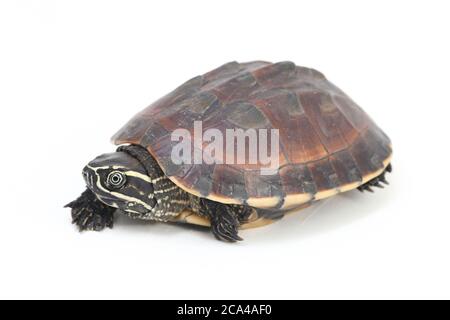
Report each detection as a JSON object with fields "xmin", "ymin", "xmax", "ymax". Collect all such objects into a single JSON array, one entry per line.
[{"xmin": 112, "ymin": 61, "xmax": 392, "ymax": 210}]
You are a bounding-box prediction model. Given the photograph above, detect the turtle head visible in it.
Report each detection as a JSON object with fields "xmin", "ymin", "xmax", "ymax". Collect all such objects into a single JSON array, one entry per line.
[{"xmin": 82, "ymin": 151, "xmax": 157, "ymax": 217}]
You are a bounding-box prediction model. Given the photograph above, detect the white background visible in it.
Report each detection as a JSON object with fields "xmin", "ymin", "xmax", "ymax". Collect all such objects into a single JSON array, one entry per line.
[{"xmin": 0, "ymin": 0, "xmax": 449, "ymax": 300}]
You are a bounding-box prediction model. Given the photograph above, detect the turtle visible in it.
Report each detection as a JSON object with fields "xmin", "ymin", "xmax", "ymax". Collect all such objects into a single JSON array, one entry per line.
[{"xmin": 66, "ymin": 61, "xmax": 392, "ymax": 242}]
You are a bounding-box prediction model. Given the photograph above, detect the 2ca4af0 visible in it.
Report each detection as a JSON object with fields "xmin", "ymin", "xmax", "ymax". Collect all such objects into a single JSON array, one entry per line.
[{"xmin": 221, "ymin": 305, "xmax": 272, "ymax": 316}]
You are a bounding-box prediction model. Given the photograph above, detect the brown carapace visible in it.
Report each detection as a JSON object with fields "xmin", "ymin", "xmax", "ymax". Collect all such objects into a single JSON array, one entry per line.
[{"xmin": 113, "ymin": 61, "xmax": 392, "ymax": 216}]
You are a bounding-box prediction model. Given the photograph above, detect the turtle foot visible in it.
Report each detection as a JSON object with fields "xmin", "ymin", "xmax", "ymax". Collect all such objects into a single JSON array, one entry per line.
[
  {"xmin": 358, "ymin": 163, "xmax": 392, "ymax": 193},
  {"xmin": 211, "ymin": 214, "xmax": 243, "ymax": 242},
  {"xmin": 65, "ymin": 189, "xmax": 115, "ymax": 231},
  {"xmin": 202, "ymin": 199, "xmax": 243, "ymax": 242}
]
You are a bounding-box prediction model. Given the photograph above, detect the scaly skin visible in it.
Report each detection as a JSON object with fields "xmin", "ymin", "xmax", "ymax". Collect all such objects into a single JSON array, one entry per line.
[{"xmin": 65, "ymin": 189, "xmax": 115, "ymax": 231}]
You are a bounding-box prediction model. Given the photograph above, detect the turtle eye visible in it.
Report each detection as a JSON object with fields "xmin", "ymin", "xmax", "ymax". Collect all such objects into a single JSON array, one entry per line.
[{"xmin": 107, "ymin": 171, "xmax": 127, "ymax": 189}]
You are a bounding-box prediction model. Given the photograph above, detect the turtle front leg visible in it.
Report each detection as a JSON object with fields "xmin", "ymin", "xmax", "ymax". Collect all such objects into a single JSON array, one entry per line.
[
  {"xmin": 200, "ymin": 199, "xmax": 243, "ymax": 242},
  {"xmin": 65, "ymin": 189, "xmax": 115, "ymax": 231}
]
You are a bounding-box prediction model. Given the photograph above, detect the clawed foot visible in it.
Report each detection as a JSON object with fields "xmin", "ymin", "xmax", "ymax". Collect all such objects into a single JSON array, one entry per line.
[
  {"xmin": 65, "ymin": 189, "xmax": 115, "ymax": 231},
  {"xmin": 202, "ymin": 199, "xmax": 243, "ymax": 242},
  {"xmin": 211, "ymin": 211, "xmax": 243, "ymax": 242},
  {"xmin": 358, "ymin": 163, "xmax": 392, "ymax": 193}
]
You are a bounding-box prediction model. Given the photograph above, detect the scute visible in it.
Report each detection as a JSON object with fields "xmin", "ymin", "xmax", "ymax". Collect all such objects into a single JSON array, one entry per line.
[{"xmin": 113, "ymin": 61, "xmax": 392, "ymax": 209}]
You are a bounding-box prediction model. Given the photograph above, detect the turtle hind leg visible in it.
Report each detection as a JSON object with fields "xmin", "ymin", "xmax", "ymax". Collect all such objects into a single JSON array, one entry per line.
[
  {"xmin": 65, "ymin": 189, "xmax": 115, "ymax": 231},
  {"xmin": 200, "ymin": 199, "xmax": 243, "ymax": 242},
  {"xmin": 358, "ymin": 163, "xmax": 392, "ymax": 193}
]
